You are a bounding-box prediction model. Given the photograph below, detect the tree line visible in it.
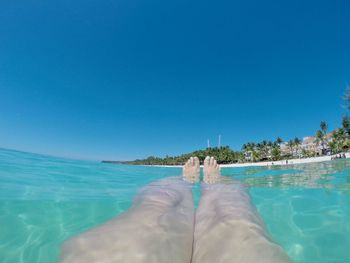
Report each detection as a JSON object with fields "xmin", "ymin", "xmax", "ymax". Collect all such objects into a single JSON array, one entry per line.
[{"xmin": 102, "ymin": 146, "xmax": 242, "ymax": 165}]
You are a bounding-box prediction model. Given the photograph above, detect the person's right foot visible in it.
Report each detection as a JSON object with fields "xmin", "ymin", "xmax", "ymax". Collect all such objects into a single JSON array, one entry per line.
[
  {"xmin": 183, "ymin": 157, "xmax": 200, "ymax": 183},
  {"xmin": 203, "ymin": 156, "xmax": 221, "ymax": 184}
]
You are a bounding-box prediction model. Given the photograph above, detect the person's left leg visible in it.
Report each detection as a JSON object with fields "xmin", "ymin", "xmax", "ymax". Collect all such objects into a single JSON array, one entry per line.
[{"xmin": 59, "ymin": 157, "xmax": 200, "ymax": 263}]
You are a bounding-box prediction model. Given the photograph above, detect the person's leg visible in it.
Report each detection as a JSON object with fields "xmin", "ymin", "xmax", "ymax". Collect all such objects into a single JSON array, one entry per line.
[
  {"xmin": 59, "ymin": 157, "xmax": 200, "ymax": 263},
  {"xmin": 192, "ymin": 156, "xmax": 292, "ymax": 263}
]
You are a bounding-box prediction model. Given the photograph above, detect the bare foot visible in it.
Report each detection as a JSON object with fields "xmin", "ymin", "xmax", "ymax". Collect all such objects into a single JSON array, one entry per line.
[
  {"xmin": 203, "ymin": 156, "xmax": 220, "ymax": 184},
  {"xmin": 183, "ymin": 157, "xmax": 200, "ymax": 183}
]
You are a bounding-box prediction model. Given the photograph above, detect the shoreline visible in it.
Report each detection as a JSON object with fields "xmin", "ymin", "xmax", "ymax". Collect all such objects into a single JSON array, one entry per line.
[{"xmin": 150, "ymin": 153, "xmax": 350, "ymax": 168}]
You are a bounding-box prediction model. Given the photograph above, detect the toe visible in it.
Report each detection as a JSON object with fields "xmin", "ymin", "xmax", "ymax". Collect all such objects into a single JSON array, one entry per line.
[
  {"xmin": 204, "ymin": 156, "xmax": 210, "ymax": 166},
  {"xmin": 210, "ymin": 157, "xmax": 215, "ymax": 166},
  {"xmin": 184, "ymin": 160, "xmax": 189, "ymax": 168},
  {"xmin": 190, "ymin": 157, "xmax": 194, "ymax": 166},
  {"xmin": 194, "ymin": 157, "xmax": 200, "ymax": 166}
]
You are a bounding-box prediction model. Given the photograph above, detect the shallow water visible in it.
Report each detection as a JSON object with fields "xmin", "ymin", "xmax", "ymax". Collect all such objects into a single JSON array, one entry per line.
[{"xmin": 0, "ymin": 148, "xmax": 349, "ymax": 262}]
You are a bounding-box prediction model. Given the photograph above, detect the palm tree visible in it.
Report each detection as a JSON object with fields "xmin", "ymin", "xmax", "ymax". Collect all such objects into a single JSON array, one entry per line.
[
  {"xmin": 342, "ymin": 115, "xmax": 350, "ymax": 139},
  {"xmin": 294, "ymin": 137, "xmax": 301, "ymax": 144},
  {"xmin": 320, "ymin": 121, "xmax": 328, "ymax": 135},
  {"xmin": 315, "ymin": 130, "xmax": 322, "ymax": 143},
  {"xmin": 276, "ymin": 137, "xmax": 283, "ymax": 144},
  {"xmin": 337, "ymin": 128, "xmax": 346, "ymax": 152},
  {"xmin": 331, "ymin": 130, "xmax": 340, "ymax": 153},
  {"xmin": 330, "ymin": 128, "xmax": 347, "ymax": 154},
  {"xmin": 343, "ymin": 86, "xmax": 350, "ymax": 109},
  {"xmin": 242, "ymin": 142, "xmax": 256, "ymax": 162},
  {"xmin": 342, "ymin": 115, "xmax": 350, "ymax": 129},
  {"xmin": 314, "ymin": 129, "xmax": 325, "ymax": 154},
  {"xmin": 260, "ymin": 140, "xmax": 270, "ymax": 160},
  {"xmin": 294, "ymin": 137, "xmax": 302, "ymax": 157},
  {"xmin": 316, "ymin": 121, "xmax": 328, "ymax": 154},
  {"xmin": 251, "ymin": 150, "xmax": 259, "ymax": 162},
  {"xmin": 287, "ymin": 139, "xmax": 294, "ymax": 156},
  {"xmin": 255, "ymin": 143, "xmax": 264, "ymax": 160},
  {"xmin": 271, "ymin": 145, "xmax": 281, "ymax": 161}
]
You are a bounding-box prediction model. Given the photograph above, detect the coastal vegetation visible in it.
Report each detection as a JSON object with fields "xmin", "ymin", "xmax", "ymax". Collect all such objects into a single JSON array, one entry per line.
[
  {"xmin": 103, "ymin": 146, "xmax": 242, "ymax": 165},
  {"xmin": 103, "ymin": 88, "xmax": 350, "ymax": 165}
]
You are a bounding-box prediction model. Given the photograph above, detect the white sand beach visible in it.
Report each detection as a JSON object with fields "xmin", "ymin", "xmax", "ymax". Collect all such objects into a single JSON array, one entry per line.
[
  {"xmin": 220, "ymin": 153, "xmax": 350, "ymax": 168},
  {"xmin": 153, "ymin": 153, "xmax": 350, "ymax": 168}
]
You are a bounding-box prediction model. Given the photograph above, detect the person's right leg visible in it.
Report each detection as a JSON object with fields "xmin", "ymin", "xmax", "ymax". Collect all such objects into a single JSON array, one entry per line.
[
  {"xmin": 59, "ymin": 157, "xmax": 200, "ymax": 263},
  {"xmin": 192, "ymin": 156, "xmax": 292, "ymax": 263}
]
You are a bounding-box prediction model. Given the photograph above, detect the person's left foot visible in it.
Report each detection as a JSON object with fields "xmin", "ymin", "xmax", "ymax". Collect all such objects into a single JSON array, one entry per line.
[{"xmin": 183, "ymin": 157, "xmax": 200, "ymax": 183}]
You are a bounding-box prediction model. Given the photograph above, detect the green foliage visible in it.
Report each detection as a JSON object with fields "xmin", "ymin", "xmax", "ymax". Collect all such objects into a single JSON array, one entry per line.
[
  {"xmin": 276, "ymin": 137, "xmax": 283, "ymax": 144},
  {"xmin": 287, "ymin": 139, "xmax": 294, "ymax": 153},
  {"xmin": 343, "ymin": 87, "xmax": 350, "ymax": 109},
  {"xmin": 241, "ymin": 137, "xmax": 287, "ymax": 162},
  {"xmin": 329, "ymin": 128, "xmax": 347, "ymax": 154},
  {"xmin": 315, "ymin": 129, "xmax": 325, "ymax": 150},
  {"xmin": 320, "ymin": 121, "xmax": 328, "ymax": 134},
  {"xmin": 342, "ymin": 115, "xmax": 350, "ymax": 130},
  {"xmin": 113, "ymin": 146, "xmax": 241, "ymax": 165},
  {"xmin": 271, "ymin": 145, "xmax": 281, "ymax": 161}
]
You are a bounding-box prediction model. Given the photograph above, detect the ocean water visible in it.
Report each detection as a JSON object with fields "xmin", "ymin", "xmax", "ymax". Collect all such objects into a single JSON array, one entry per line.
[{"xmin": 0, "ymin": 148, "xmax": 349, "ymax": 263}]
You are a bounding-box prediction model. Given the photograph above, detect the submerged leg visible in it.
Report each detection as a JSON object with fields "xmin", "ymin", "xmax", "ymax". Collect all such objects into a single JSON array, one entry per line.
[
  {"xmin": 59, "ymin": 157, "xmax": 200, "ymax": 263},
  {"xmin": 192, "ymin": 156, "xmax": 292, "ymax": 263}
]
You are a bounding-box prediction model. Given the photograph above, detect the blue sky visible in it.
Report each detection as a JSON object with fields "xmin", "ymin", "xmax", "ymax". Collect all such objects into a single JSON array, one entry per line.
[{"xmin": 0, "ymin": 0, "xmax": 349, "ymax": 160}]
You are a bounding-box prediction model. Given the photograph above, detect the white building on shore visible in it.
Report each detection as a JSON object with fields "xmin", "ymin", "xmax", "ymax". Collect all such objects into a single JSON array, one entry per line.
[{"xmin": 301, "ymin": 131, "xmax": 334, "ymax": 156}]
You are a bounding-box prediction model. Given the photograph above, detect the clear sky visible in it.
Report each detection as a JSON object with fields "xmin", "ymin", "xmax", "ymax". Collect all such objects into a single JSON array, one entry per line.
[{"xmin": 0, "ymin": 0, "xmax": 349, "ymax": 160}]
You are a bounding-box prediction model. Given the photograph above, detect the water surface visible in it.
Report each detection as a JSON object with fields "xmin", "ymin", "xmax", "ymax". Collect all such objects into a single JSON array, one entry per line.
[{"xmin": 0, "ymin": 148, "xmax": 349, "ymax": 262}]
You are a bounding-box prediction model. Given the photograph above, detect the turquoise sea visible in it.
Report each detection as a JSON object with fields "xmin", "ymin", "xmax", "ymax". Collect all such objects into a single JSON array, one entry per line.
[{"xmin": 0, "ymin": 148, "xmax": 350, "ymax": 263}]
